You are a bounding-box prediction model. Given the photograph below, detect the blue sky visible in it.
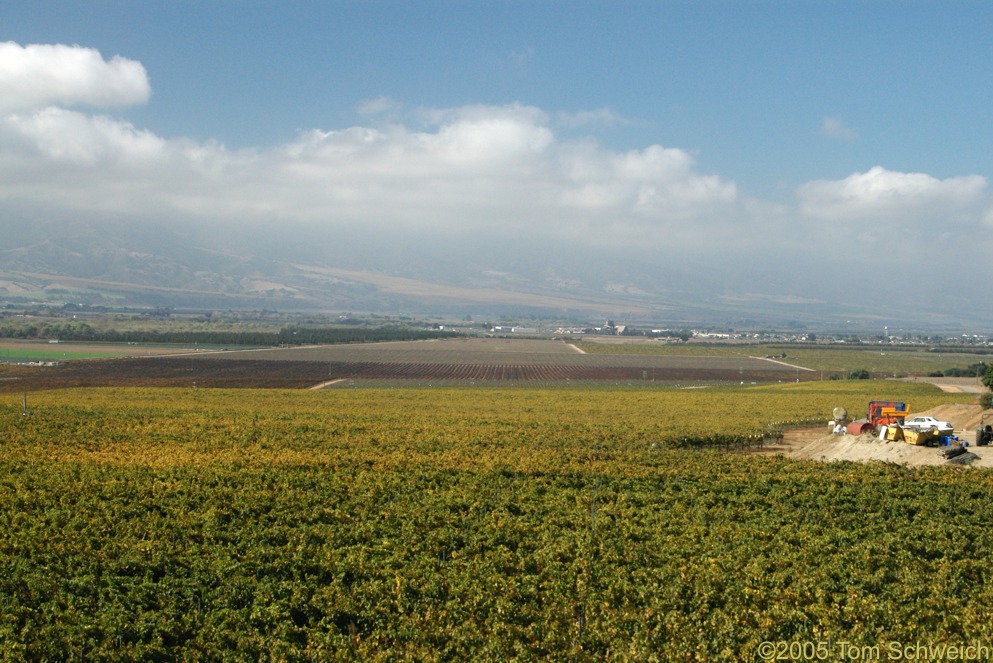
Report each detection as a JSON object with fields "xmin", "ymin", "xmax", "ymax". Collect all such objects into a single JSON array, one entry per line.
[{"xmin": 2, "ymin": 1, "xmax": 992, "ymax": 323}]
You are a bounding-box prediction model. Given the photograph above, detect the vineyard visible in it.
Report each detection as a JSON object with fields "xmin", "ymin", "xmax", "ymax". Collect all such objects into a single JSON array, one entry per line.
[
  {"xmin": 0, "ymin": 338, "xmax": 815, "ymax": 392},
  {"xmin": 0, "ymin": 382, "xmax": 988, "ymax": 660}
]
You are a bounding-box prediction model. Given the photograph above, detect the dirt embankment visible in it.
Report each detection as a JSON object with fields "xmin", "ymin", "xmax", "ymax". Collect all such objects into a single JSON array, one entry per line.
[{"xmin": 767, "ymin": 383, "xmax": 992, "ymax": 468}]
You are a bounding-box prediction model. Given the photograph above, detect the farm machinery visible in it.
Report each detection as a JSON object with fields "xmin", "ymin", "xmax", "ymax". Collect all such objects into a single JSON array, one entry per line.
[
  {"xmin": 844, "ymin": 400, "xmax": 908, "ymax": 435},
  {"xmin": 844, "ymin": 401, "xmax": 960, "ymax": 447},
  {"xmin": 975, "ymin": 414, "xmax": 993, "ymax": 446},
  {"xmin": 832, "ymin": 400, "xmax": 982, "ymax": 461},
  {"xmin": 869, "ymin": 400, "xmax": 908, "ymax": 427}
]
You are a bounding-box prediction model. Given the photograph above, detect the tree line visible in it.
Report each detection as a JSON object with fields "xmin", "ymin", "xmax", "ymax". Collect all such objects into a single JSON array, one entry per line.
[{"xmin": 0, "ymin": 322, "xmax": 459, "ymax": 346}]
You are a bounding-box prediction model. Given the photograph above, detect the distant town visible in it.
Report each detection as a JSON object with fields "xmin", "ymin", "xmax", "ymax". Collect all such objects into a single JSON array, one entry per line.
[{"xmin": 2, "ymin": 302, "xmax": 992, "ymax": 349}]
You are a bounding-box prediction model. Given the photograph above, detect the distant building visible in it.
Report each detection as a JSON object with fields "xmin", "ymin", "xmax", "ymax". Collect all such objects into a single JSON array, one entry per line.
[{"xmin": 490, "ymin": 325, "xmax": 538, "ymax": 334}]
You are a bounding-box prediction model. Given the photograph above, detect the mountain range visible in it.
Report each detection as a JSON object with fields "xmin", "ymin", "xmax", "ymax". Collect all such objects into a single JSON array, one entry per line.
[{"xmin": 0, "ymin": 217, "xmax": 979, "ymax": 332}]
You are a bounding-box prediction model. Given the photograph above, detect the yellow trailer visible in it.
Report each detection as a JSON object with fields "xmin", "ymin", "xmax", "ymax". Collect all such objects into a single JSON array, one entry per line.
[
  {"xmin": 883, "ymin": 425, "xmax": 904, "ymax": 442},
  {"xmin": 902, "ymin": 428, "xmax": 935, "ymax": 446}
]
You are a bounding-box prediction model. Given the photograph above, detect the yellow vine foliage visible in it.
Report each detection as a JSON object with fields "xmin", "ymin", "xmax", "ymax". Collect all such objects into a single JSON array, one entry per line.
[
  {"xmin": 0, "ymin": 382, "xmax": 989, "ymax": 660},
  {"xmin": 1, "ymin": 381, "xmax": 970, "ymax": 472}
]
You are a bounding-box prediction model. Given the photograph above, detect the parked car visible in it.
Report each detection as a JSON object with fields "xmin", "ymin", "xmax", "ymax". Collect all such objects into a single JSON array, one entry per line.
[{"xmin": 902, "ymin": 415, "xmax": 953, "ymax": 434}]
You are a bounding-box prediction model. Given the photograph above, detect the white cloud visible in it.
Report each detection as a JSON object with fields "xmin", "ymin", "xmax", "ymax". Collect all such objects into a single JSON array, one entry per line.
[
  {"xmin": 0, "ymin": 42, "xmax": 150, "ymax": 113},
  {"xmin": 0, "ymin": 95, "xmax": 742, "ymax": 240},
  {"xmin": 5, "ymin": 107, "xmax": 164, "ymax": 166},
  {"xmin": 821, "ymin": 116, "xmax": 857, "ymax": 141},
  {"xmin": 0, "ymin": 41, "xmax": 749, "ymax": 248},
  {"xmin": 556, "ymin": 142, "xmax": 737, "ymax": 226},
  {"xmin": 796, "ymin": 166, "xmax": 987, "ymax": 221}
]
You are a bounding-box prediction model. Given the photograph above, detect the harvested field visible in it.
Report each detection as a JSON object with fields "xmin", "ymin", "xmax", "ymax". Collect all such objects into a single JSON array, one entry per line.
[{"xmin": 0, "ymin": 338, "xmax": 815, "ymax": 391}]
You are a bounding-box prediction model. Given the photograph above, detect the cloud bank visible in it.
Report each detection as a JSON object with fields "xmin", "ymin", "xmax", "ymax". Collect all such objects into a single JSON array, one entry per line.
[
  {"xmin": 1, "ymin": 42, "xmax": 990, "ymax": 317},
  {"xmin": 0, "ymin": 45, "xmax": 743, "ymax": 242}
]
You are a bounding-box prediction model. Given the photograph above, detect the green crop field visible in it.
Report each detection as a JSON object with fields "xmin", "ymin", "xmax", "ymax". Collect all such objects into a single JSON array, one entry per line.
[
  {"xmin": 0, "ymin": 341, "xmax": 209, "ymax": 364},
  {"xmin": 0, "ymin": 382, "xmax": 987, "ymax": 660},
  {"xmin": 0, "ymin": 348, "xmax": 124, "ymax": 362}
]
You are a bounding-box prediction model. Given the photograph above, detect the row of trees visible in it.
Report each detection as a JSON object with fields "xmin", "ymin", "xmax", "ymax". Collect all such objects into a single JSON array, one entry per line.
[{"xmin": 0, "ymin": 322, "xmax": 458, "ymax": 346}]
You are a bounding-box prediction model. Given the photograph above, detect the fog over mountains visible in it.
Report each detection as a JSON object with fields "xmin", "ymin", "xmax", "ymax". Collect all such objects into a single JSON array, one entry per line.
[{"xmin": 0, "ymin": 212, "xmax": 982, "ymax": 332}]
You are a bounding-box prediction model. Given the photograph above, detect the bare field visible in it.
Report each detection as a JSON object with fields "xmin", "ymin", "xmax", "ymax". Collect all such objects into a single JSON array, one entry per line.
[
  {"xmin": 205, "ymin": 338, "xmax": 810, "ymax": 387},
  {"xmin": 0, "ymin": 338, "xmax": 812, "ymax": 391},
  {"xmin": 213, "ymin": 338, "xmax": 807, "ymax": 371},
  {"xmin": 217, "ymin": 337, "xmax": 584, "ymax": 361}
]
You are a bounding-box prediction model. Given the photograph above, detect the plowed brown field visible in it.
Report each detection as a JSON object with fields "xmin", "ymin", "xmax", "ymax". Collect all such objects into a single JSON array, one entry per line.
[{"xmin": 0, "ymin": 339, "xmax": 812, "ymax": 390}]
